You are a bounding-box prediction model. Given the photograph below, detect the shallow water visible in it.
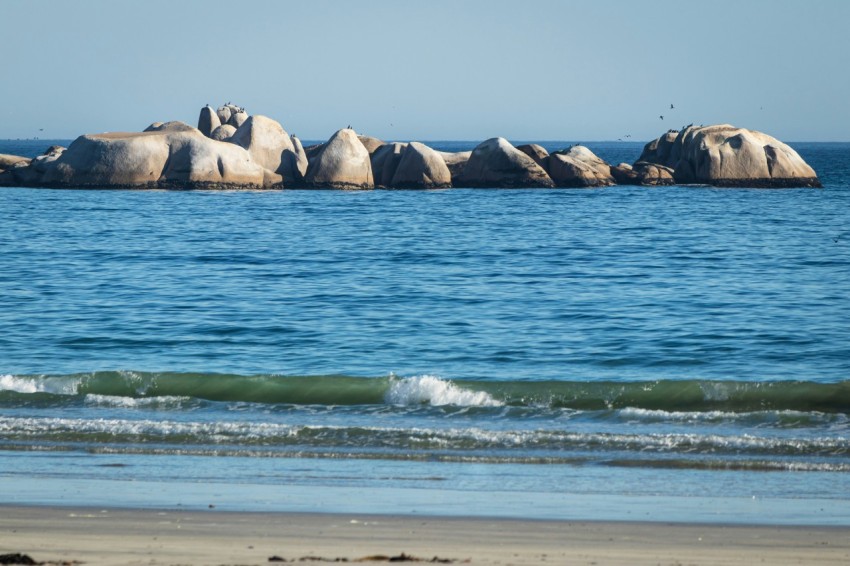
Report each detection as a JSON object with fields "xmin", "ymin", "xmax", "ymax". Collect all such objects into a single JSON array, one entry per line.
[{"xmin": 1, "ymin": 140, "xmax": 849, "ymax": 524}]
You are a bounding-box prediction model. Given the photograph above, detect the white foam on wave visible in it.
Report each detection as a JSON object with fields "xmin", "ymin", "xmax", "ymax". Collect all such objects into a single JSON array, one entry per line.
[
  {"xmin": 0, "ymin": 374, "xmax": 79, "ymax": 395},
  {"xmin": 384, "ymin": 375, "xmax": 502, "ymax": 407},
  {"xmin": 84, "ymin": 394, "xmax": 193, "ymax": 408}
]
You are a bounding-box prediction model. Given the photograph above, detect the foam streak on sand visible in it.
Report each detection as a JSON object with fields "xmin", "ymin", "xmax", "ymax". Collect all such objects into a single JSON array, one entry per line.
[{"xmin": 1, "ymin": 506, "xmax": 849, "ymax": 566}]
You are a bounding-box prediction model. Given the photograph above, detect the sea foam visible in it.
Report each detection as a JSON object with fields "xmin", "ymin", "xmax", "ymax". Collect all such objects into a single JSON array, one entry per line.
[{"xmin": 384, "ymin": 375, "xmax": 502, "ymax": 407}]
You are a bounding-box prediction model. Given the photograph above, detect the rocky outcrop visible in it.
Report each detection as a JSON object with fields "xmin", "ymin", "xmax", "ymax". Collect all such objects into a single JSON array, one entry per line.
[
  {"xmin": 389, "ymin": 142, "xmax": 451, "ymax": 189},
  {"xmin": 210, "ymin": 124, "xmax": 237, "ymax": 142},
  {"xmin": 144, "ymin": 121, "xmax": 197, "ymax": 133},
  {"xmin": 371, "ymin": 142, "xmax": 407, "ymax": 187},
  {"xmin": 459, "ymin": 138, "xmax": 554, "ymax": 188},
  {"xmin": 358, "ymin": 135, "xmax": 385, "ymax": 154},
  {"xmin": 228, "ymin": 115, "xmax": 297, "ymax": 185},
  {"xmin": 639, "ymin": 125, "xmax": 820, "ymax": 187},
  {"xmin": 516, "ymin": 144, "xmax": 550, "ymax": 171},
  {"xmin": 4, "ymin": 130, "xmax": 266, "ymax": 189},
  {"xmin": 547, "ymin": 145, "xmax": 614, "ymax": 187},
  {"xmin": 198, "ymin": 106, "xmax": 221, "ymax": 137},
  {"xmin": 304, "ymin": 128, "xmax": 374, "ymax": 189},
  {"xmin": 230, "ymin": 111, "xmax": 249, "ymax": 129},
  {"xmin": 633, "ymin": 162, "xmax": 675, "ymax": 186},
  {"xmin": 610, "ymin": 163, "xmax": 640, "ymax": 185},
  {"xmin": 438, "ymin": 151, "xmax": 472, "ymax": 181},
  {"xmin": 284, "ymin": 135, "xmax": 309, "ymax": 184},
  {"xmin": 0, "ymin": 154, "xmax": 30, "ymax": 171}
]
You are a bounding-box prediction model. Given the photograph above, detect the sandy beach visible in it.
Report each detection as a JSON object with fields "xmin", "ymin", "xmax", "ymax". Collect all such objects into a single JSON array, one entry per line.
[{"xmin": 1, "ymin": 505, "xmax": 848, "ymax": 566}]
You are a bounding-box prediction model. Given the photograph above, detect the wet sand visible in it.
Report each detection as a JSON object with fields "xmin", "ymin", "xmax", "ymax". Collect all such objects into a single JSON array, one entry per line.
[{"xmin": 1, "ymin": 505, "xmax": 849, "ymax": 565}]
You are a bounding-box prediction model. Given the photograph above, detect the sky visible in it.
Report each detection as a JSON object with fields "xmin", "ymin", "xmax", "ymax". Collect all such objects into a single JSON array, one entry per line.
[{"xmin": 2, "ymin": 0, "xmax": 849, "ymax": 142}]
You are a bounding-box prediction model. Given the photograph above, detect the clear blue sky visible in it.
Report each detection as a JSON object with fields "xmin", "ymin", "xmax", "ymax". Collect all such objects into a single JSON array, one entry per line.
[{"xmin": 2, "ymin": 0, "xmax": 848, "ymax": 141}]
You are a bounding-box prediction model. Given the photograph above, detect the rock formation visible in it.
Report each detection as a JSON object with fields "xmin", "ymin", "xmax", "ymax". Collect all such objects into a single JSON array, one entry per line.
[
  {"xmin": 0, "ymin": 154, "xmax": 30, "ymax": 172},
  {"xmin": 548, "ymin": 145, "xmax": 615, "ymax": 187},
  {"xmin": 389, "ymin": 142, "xmax": 451, "ymax": 189},
  {"xmin": 358, "ymin": 135, "xmax": 385, "ymax": 154},
  {"xmin": 144, "ymin": 121, "xmax": 197, "ymax": 133},
  {"xmin": 284, "ymin": 135, "xmax": 309, "ymax": 183},
  {"xmin": 4, "ymin": 130, "xmax": 266, "ymax": 189},
  {"xmin": 438, "ymin": 151, "xmax": 472, "ymax": 181},
  {"xmin": 639, "ymin": 125, "xmax": 820, "ymax": 187},
  {"xmin": 230, "ymin": 111, "xmax": 249, "ymax": 129},
  {"xmin": 210, "ymin": 124, "xmax": 237, "ymax": 141},
  {"xmin": 460, "ymin": 138, "xmax": 554, "ymax": 188},
  {"xmin": 228, "ymin": 115, "xmax": 297, "ymax": 185},
  {"xmin": 371, "ymin": 142, "xmax": 407, "ymax": 187},
  {"xmin": 516, "ymin": 144, "xmax": 550, "ymax": 171},
  {"xmin": 0, "ymin": 103, "xmax": 822, "ymax": 191},
  {"xmin": 198, "ymin": 106, "xmax": 221, "ymax": 137},
  {"xmin": 304, "ymin": 128, "xmax": 374, "ymax": 189}
]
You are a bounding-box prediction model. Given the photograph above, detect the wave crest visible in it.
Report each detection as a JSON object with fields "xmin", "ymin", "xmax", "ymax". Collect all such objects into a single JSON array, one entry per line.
[{"xmin": 385, "ymin": 375, "xmax": 502, "ymax": 407}]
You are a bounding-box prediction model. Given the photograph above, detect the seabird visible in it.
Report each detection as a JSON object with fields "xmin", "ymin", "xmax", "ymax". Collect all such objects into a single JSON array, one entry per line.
[
  {"xmin": 670, "ymin": 104, "xmax": 675, "ymax": 109},
  {"xmin": 659, "ymin": 115, "xmax": 664, "ymax": 120}
]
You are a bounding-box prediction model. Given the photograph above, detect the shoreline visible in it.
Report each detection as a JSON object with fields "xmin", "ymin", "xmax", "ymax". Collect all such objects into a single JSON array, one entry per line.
[{"xmin": 2, "ymin": 504, "xmax": 849, "ymax": 565}]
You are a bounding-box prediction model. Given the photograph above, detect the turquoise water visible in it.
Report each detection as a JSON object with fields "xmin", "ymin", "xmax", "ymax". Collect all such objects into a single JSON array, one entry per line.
[{"xmin": 1, "ymin": 140, "xmax": 849, "ymax": 524}]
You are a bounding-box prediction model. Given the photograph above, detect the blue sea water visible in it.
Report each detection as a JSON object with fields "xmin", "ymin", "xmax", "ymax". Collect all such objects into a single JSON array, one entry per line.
[{"xmin": 1, "ymin": 139, "xmax": 849, "ymax": 524}]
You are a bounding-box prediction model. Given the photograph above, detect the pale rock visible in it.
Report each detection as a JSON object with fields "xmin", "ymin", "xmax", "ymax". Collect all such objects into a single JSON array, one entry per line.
[
  {"xmin": 639, "ymin": 124, "xmax": 820, "ymax": 187},
  {"xmin": 516, "ymin": 144, "xmax": 550, "ymax": 171},
  {"xmin": 283, "ymin": 135, "xmax": 309, "ymax": 184},
  {"xmin": 390, "ymin": 141, "xmax": 451, "ymax": 189},
  {"xmin": 27, "ymin": 130, "xmax": 265, "ymax": 189},
  {"xmin": 144, "ymin": 121, "xmax": 198, "ymax": 133},
  {"xmin": 228, "ymin": 115, "xmax": 296, "ymax": 184},
  {"xmin": 438, "ymin": 151, "xmax": 472, "ymax": 181},
  {"xmin": 229, "ymin": 111, "xmax": 249, "ymax": 129},
  {"xmin": 216, "ymin": 106, "xmax": 232, "ymax": 125},
  {"xmin": 198, "ymin": 106, "xmax": 221, "ymax": 137},
  {"xmin": 305, "ymin": 128, "xmax": 374, "ymax": 189},
  {"xmin": 460, "ymin": 138, "xmax": 554, "ymax": 188},
  {"xmin": 210, "ymin": 124, "xmax": 237, "ymax": 141},
  {"xmin": 0, "ymin": 154, "xmax": 30, "ymax": 170},
  {"xmin": 633, "ymin": 162, "xmax": 675, "ymax": 186},
  {"xmin": 371, "ymin": 142, "xmax": 407, "ymax": 187},
  {"xmin": 358, "ymin": 135, "xmax": 385, "ymax": 154},
  {"xmin": 548, "ymin": 145, "xmax": 615, "ymax": 187}
]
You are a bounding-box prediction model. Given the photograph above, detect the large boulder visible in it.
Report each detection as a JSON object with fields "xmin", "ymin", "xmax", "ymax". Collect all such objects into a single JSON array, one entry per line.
[
  {"xmin": 548, "ymin": 145, "xmax": 615, "ymax": 187},
  {"xmin": 371, "ymin": 142, "xmax": 407, "ymax": 187},
  {"xmin": 0, "ymin": 154, "xmax": 30, "ymax": 171},
  {"xmin": 610, "ymin": 163, "xmax": 640, "ymax": 185},
  {"xmin": 639, "ymin": 124, "xmax": 820, "ymax": 187},
  {"xmin": 358, "ymin": 135, "xmax": 385, "ymax": 154},
  {"xmin": 438, "ymin": 151, "xmax": 472, "ymax": 181},
  {"xmin": 216, "ymin": 105, "xmax": 234, "ymax": 125},
  {"xmin": 228, "ymin": 115, "xmax": 297, "ymax": 184},
  {"xmin": 305, "ymin": 128, "xmax": 374, "ymax": 189},
  {"xmin": 9, "ymin": 130, "xmax": 266, "ymax": 189},
  {"xmin": 283, "ymin": 135, "xmax": 309, "ymax": 184},
  {"xmin": 198, "ymin": 106, "xmax": 221, "ymax": 137},
  {"xmin": 390, "ymin": 141, "xmax": 451, "ymax": 189},
  {"xmin": 516, "ymin": 144, "xmax": 550, "ymax": 171},
  {"xmin": 144, "ymin": 121, "xmax": 198, "ymax": 133},
  {"xmin": 637, "ymin": 130, "xmax": 679, "ymax": 167},
  {"xmin": 229, "ymin": 111, "xmax": 249, "ymax": 128},
  {"xmin": 633, "ymin": 162, "xmax": 675, "ymax": 186},
  {"xmin": 210, "ymin": 124, "xmax": 237, "ymax": 142},
  {"xmin": 459, "ymin": 138, "xmax": 554, "ymax": 188}
]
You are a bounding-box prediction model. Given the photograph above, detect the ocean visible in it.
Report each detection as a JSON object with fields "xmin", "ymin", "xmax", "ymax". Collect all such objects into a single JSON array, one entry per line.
[{"xmin": 1, "ymin": 139, "xmax": 849, "ymax": 525}]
